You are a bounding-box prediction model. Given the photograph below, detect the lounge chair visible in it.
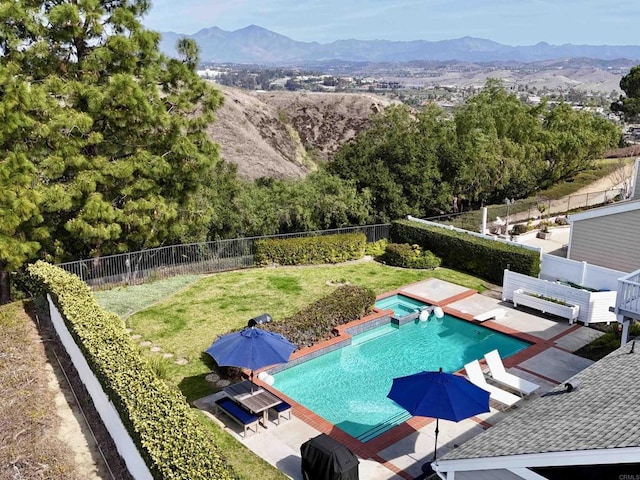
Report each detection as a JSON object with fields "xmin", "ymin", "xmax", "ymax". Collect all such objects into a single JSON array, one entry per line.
[
  {"xmin": 484, "ymin": 350, "xmax": 540, "ymax": 397},
  {"xmin": 464, "ymin": 360, "xmax": 521, "ymax": 409}
]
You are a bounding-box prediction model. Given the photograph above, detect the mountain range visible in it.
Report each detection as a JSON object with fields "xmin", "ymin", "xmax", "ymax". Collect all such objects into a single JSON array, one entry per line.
[{"xmin": 158, "ymin": 25, "xmax": 640, "ymax": 65}]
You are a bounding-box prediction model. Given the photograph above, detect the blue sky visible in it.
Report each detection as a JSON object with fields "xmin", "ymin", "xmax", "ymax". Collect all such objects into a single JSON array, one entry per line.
[{"xmin": 143, "ymin": 0, "xmax": 640, "ymax": 46}]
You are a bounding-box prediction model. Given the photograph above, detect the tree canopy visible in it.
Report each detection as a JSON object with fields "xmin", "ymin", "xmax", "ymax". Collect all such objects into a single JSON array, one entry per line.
[
  {"xmin": 329, "ymin": 80, "xmax": 619, "ymax": 221},
  {"xmin": 612, "ymin": 65, "xmax": 640, "ymax": 122},
  {"xmin": 0, "ymin": 0, "xmax": 226, "ymax": 302}
]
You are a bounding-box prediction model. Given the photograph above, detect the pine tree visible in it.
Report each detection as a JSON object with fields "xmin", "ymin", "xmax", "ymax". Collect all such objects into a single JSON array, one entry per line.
[{"xmin": 0, "ymin": 0, "xmax": 225, "ymax": 302}]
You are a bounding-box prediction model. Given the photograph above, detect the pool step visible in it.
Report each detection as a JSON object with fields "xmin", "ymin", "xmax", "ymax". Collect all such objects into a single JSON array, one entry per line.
[
  {"xmin": 356, "ymin": 411, "xmax": 412, "ymax": 443},
  {"xmin": 351, "ymin": 325, "xmax": 397, "ymax": 346}
]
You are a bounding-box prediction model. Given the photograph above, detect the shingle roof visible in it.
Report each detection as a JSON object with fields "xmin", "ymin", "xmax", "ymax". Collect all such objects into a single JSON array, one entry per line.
[{"xmin": 442, "ymin": 342, "xmax": 640, "ymax": 461}]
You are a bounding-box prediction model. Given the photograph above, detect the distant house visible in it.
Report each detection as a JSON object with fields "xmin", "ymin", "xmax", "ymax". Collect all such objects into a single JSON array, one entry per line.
[
  {"xmin": 566, "ymin": 158, "xmax": 640, "ymax": 273},
  {"xmin": 434, "ymin": 342, "xmax": 640, "ymax": 479}
]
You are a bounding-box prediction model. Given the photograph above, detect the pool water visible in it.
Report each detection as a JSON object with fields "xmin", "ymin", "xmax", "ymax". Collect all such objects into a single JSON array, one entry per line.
[
  {"xmin": 272, "ymin": 315, "xmax": 530, "ymax": 442},
  {"xmin": 375, "ymin": 294, "xmax": 429, "ymax": 318}
]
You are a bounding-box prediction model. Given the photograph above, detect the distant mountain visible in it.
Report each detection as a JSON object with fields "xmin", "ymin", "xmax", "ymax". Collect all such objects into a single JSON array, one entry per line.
[{"xmin": 158, "ymin": 25, "xmax": 640, "ymax": 64}]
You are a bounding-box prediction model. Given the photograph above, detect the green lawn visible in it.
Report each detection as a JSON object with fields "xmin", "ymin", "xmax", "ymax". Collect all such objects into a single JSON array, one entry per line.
[{"xmin": 118, "ymin": 261, "xmax": 486, "ymax": 398}]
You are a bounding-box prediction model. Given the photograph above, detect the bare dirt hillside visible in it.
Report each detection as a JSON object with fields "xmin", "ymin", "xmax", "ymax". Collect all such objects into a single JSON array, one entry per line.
[{"xmin": 208, "ymin": 85, "xmax": 395, "ymax": 180}]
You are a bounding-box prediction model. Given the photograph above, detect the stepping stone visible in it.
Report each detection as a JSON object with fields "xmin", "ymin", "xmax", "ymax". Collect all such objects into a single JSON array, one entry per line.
[
  {"xmin": 205, "ymin": 373, "xmax": 220, "ymax": 383},
  {"xmin": 125, "ymin": 328, "xmax": 133, "ymax": 333},
  {"xmin": 162, "ymin": 353, "xmax": 174, "ymax": 359},
  {"xmin": 216, "ymin": 379, "xmax": 230, "ymax": 387},
  {"xmin": 131, "ymin": 334, "xmax": 142, "ymax": 340},
  {"xmin": 139, "ymin": 341, "xmax": 152, "ymax": 347},
  {"xmin": 175, "ymin": 358, "xmax": 188, "ymax": 365},
  {"xmin": 150, "ymin": 346, "xmax": 162, "ymax": 353}
]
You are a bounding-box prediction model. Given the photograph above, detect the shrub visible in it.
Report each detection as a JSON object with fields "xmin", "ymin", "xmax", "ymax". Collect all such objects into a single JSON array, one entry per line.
[
  {"xmin": 364, "ymin": 238, "xmax": 388, "ymax": 257},
  {"xmin": 267, "ymin": 285, "xmax": 376, "ymax": 349},
  {"xmin": 254, "ymin": 233, "xmax": 366, "ymax": 266},
  {"xmin": 554, "ymin": 216, "xmax": 569, "ymax": 226},
  {"xmin": 391, "ymin": 220, "xmax": 540, "ymax": 284},
  {"xmin": 381, "ymin": 243, "xmax": 441, "ymax": 269},
  {"xmin": 26, "ymin": 262, "xmax": 237, "ymax": 480},
  {"xmin": 510, "ymin": 223, "xmax": 529, "ymax": 235}
]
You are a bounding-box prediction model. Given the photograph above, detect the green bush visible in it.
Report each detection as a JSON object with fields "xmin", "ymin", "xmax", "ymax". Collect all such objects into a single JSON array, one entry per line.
[
  {"xmin": 381, "ymin": 243, "xmax": 441, "ymax": 269},
  {"xmin": 26, "ymin": 262, "xmax": 237, "ymax": 480},
  {"xmin": 254, "ymin": 233, "xmax": 366, "ymax": 266},
  {"xmin": 391, "ymin": 220, "xmax": 540, "ymax": 284},
  {"xmin": 364, "ymin": 238, "xmax": 388, "ymax": 257},
  {"xmin": 266, "ymin": 285, "xmax": 376, "ymax": 349},
  {"xmin": 510, "ymin": 223, "xmax": 529, "ymax": 235}
]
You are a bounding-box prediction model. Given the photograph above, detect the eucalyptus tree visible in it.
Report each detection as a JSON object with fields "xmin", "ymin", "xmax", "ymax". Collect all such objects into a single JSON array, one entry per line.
[{"xmin": 0, "ymin": 0, "xmax": 226, "ymax": 302}]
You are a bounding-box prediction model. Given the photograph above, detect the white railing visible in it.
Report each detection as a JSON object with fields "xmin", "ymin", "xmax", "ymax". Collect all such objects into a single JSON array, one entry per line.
[{"xmin": 616, "ymin": 269, "xmax": 640, "ymax": 319}]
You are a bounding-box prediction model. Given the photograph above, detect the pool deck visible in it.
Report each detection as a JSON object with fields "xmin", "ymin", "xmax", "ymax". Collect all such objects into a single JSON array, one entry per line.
[{"xmin": 194, "ymin": 278, "xmax": 605, "ymax": 480}]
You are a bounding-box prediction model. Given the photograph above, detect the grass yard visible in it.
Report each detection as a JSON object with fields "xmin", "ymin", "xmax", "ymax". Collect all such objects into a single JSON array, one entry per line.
[{"xmin": 110, "ymin": 261, "xmax": 487, "ymax": 399}]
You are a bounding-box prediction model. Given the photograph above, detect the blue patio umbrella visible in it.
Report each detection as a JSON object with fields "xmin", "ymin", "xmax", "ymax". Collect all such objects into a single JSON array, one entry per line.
[
  {"xmin": 387, "ymin": 368, "xmax": 490, "ymax": 472},
  {"xmin": 205, "ymin": 327, "xmax": 296, "ymax": 385}
]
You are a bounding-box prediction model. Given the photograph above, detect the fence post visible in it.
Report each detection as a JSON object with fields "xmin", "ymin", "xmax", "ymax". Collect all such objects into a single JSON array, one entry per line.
[{"xmin": 585, "ymin": 192, "xmax": 589, "ymax": 208}]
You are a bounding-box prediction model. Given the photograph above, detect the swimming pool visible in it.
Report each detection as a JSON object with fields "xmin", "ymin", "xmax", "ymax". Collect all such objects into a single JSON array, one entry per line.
[
  {"xmin": 375, "ymin": 294, "xmax": 429, "ymax": 318},
  {"xmin": 272, "ymin": 315, "xmax": 530, "ymax": 442}
]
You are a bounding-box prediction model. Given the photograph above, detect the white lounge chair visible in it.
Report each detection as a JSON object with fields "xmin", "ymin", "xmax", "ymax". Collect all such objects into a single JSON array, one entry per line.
[
  {"xmin": 464, "ymin": 360, "xmax": 521, "ymax": 409},
  {"xmin": 473, "ymin": 308, "xmax": 506, "ymax": 322},
  {"xmin": 484, "ymin": 350, "xmax": 540, "ymax": 397}
]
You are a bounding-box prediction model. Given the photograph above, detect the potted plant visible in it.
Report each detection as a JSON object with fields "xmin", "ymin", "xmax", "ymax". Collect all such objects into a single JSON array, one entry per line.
[{"xmin": 537, "ymin": 222, "xmax": 552, "ymax": 239}]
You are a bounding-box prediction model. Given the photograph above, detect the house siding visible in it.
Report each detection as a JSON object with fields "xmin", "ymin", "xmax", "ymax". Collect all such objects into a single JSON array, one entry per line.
[{"xmin": 569, "ymin": 209, "xmax": 640, "ymax": 272}]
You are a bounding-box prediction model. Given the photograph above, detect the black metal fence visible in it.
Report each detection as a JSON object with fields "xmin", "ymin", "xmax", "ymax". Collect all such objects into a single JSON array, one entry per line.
[{"xmin": 57, "ymin": 224, "xmax": 391, "ymax": 289}]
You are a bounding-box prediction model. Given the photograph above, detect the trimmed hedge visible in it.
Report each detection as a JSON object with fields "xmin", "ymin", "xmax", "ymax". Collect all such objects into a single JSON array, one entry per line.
[
  {"xmin": 26, "ymin": 262, "xmax": 237, "ymax": 480},
  {"xmin": 254, "ymin": 232, "xmax": 366, "ymax": 266},
  {"xmin": 381, "ymin": 243, "xmax": 441, "ymax": 269},
  {"xmin": 266, "ymin": 285, "xmax": 376, "ymax": 349},
  {"xmin": 391, "ymin": 220, "xmax": 540, "ymax": 284}
]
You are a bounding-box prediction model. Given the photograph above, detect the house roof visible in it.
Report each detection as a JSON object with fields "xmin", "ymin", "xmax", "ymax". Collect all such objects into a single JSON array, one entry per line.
[
  {"xmin": 440, "ymin": 342, "xmax": 640, "ymax": 463},
  {"xmin": 568, "ymin": 198, "xmax": 640, "ymax": 222}
]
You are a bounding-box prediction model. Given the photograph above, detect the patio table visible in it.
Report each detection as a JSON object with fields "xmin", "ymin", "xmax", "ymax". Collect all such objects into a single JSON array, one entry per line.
[{"xmin": 224, "ymin": 380, "xmax": 282, "ymax": 428}]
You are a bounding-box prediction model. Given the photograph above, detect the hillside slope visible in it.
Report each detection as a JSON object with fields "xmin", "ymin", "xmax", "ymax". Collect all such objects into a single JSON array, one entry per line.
[{"xmin": 207, "ymin": 85, "xmax": 394, "ymax": 179}]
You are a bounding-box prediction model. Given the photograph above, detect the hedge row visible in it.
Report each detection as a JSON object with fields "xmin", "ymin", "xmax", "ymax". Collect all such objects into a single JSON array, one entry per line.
[
  {"xmin": 254, "ymin": 232, "xmax": 366, "ymax": 266},
  {"xmin": 27, "ymin": 262, "xmax": 237, "ymax": 480},
  {"xmin": 381, "ymin": 243, "xmax": 442, "ymax": 269},
  {"xmin": 391, "ymin": 220, "xmax": 540, "ymax": 283},
  {"xmin": 267, "ymin": 285, "xmax": 376, "ymax": 349}
]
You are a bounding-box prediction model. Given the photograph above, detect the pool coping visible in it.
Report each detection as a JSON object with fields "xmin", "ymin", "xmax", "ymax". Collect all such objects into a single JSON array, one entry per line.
[{"xmin": 250, "ymin": 285, "xmax": 581, "ymax": 479}]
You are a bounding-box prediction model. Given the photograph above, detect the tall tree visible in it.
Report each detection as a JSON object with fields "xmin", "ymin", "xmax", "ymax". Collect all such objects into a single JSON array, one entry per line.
[
  {"xmin": 0, "ymin": 0, "xmax": 225, "ymax": 301},
  {"xmin": 612, "ymin": 65, "xmax": 640, "ymax": 122}
]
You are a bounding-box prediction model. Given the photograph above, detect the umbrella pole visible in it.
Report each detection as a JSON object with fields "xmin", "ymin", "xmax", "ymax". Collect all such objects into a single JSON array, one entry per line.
[{"xmin": 433, "ymin": 417, "xmax": 439, "ymax": 462}]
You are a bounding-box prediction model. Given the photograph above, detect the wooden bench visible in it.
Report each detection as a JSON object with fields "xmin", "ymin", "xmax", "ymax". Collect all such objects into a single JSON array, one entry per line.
[
  {"xmin": 270, "ymin": 400, "xmax": 292, "ymax": 425},
  {"xmin": 215, "ymin": 397, "xmax": 260, "ymax": 437}
]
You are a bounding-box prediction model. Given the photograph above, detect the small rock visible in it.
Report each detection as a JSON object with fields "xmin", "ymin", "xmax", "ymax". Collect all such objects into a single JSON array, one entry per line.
[
  {"xmin": 139, "ymin": 341, "xmax": 152, "ymax": 347},
  {"xmin": 175, "ymin": 358, "xmax": 188, "ymax": 365},
  {"xmin": 205, "ymin": 373, "xmax": 220, "ymax": 383},
  {"xmin": 131, "ymin": 334, "xmax": 142, "ymax": 340},
  {"xmin": 162, "ymin": 353, "xmax": 174, "ymax": 359},
  {"xmin": 150, "ymin": 346, "xmax": 162, "ymax": 353},
  {"xmin": 216, "ymin": 379, "xmax": 230, "ymax": 387}
]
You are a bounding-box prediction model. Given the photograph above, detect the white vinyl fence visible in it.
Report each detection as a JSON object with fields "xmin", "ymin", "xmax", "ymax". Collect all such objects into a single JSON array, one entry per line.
[
  {"xmin": 540, "ymin": 254, "xmax": 624, "ymax": 291},
  {"xmin": 503, "ymin": 270, "xmax": 617, "ymax": 325},
  {"xmin": 47, "ymin": 295, "xmax": 152, "ymax": 480}
]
